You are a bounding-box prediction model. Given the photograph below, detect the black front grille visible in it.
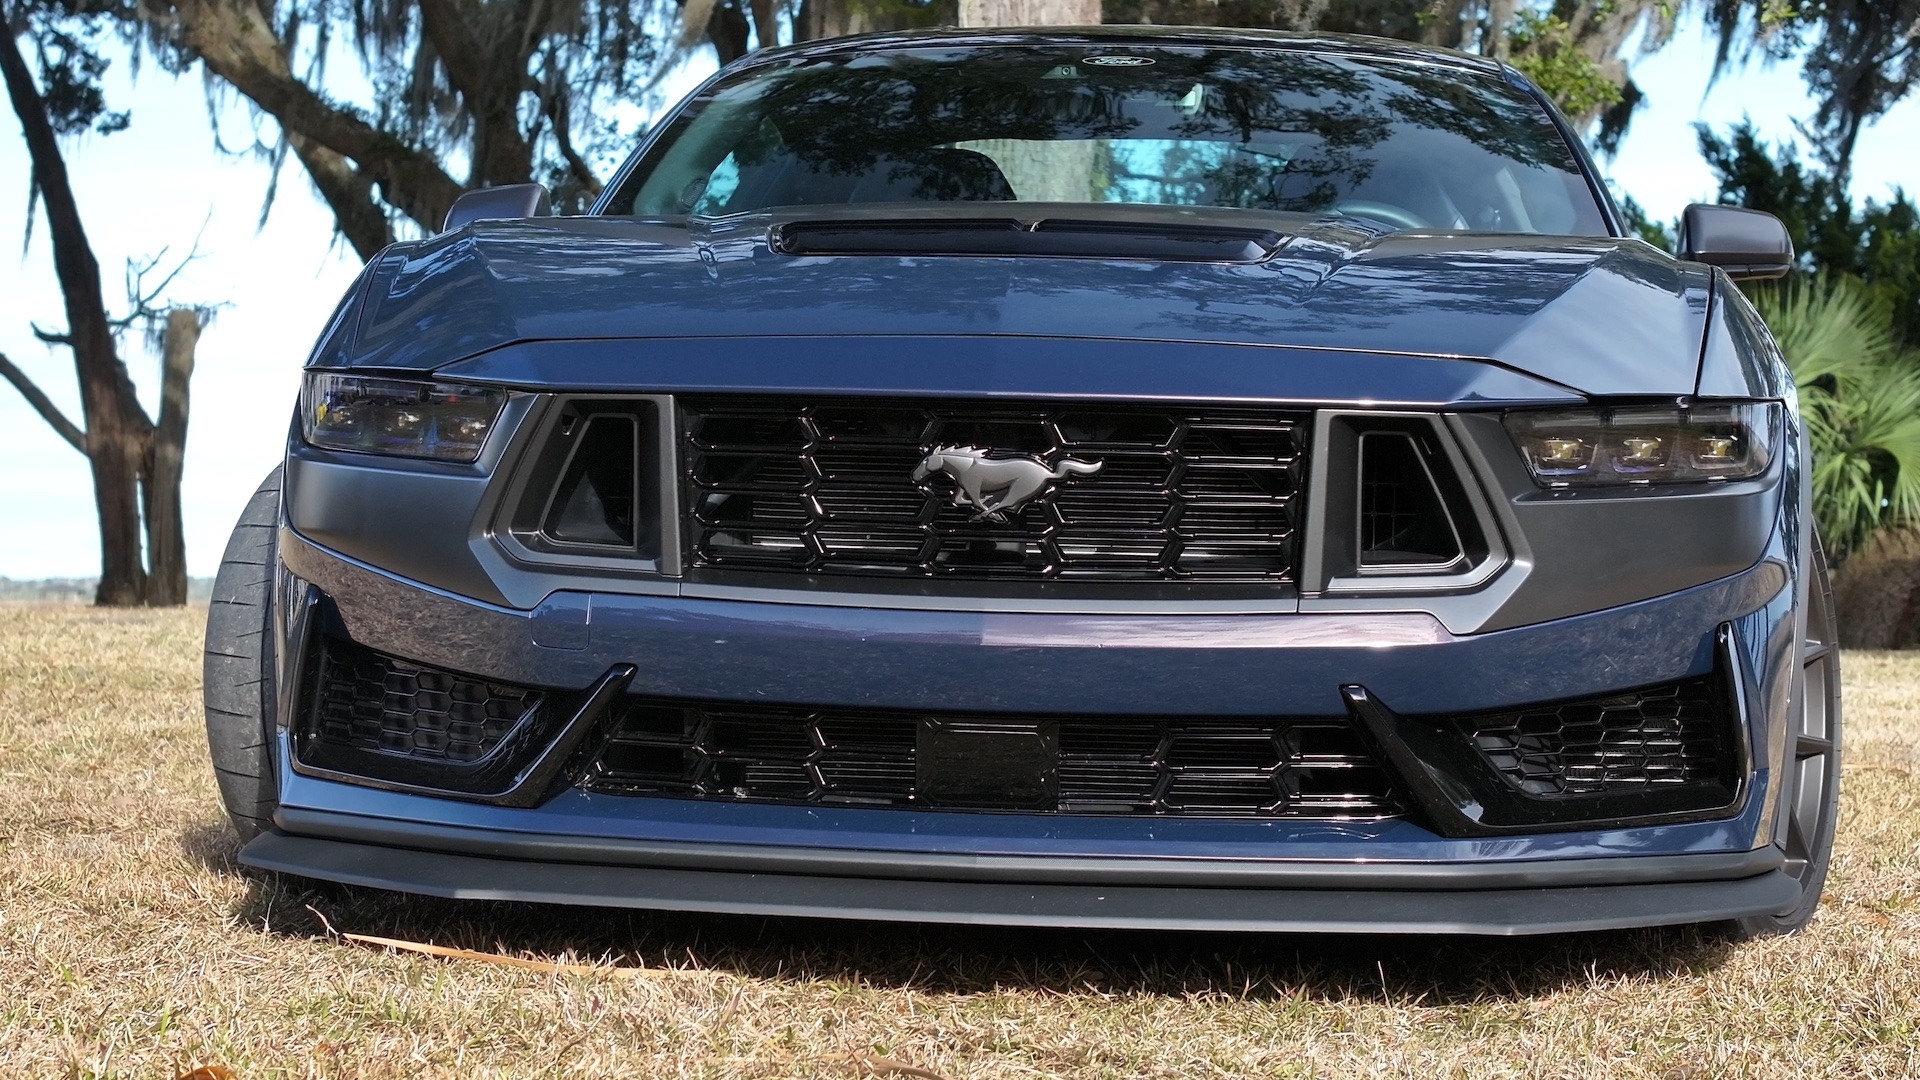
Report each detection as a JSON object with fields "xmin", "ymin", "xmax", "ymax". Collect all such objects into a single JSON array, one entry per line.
[
  {"xmin": 584, "ymin": 698, "xmax": 1400, "ymax": 818},
  {"xmin": 1459, "ymin": 678, "xmax": 1733, "ymax": 798},
  {"xmin": 680, "ymin": 398, "xmax": 1309, "ymax": 585},
  {"xmin": 303, "ymin": 636, "xmax": 546, "ymax": 764}
]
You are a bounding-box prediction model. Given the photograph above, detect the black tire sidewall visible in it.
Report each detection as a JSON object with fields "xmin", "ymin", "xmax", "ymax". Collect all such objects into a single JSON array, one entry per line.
[{"xmin": 203, "ymin": 467, "xmax": 284, "ymax": 843}]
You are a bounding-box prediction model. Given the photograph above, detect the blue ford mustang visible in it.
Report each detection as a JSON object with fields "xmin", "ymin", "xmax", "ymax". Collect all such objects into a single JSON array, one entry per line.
[{"xmin": 205, "ymin": 27, "xmax": 1842, "ymax": 936}]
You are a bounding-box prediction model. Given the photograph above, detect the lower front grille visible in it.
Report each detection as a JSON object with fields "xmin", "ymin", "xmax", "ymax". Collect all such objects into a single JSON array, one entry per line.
[
  {"xmin": 305, "ymin": 637, "xmax": 546, "ymax": 763},
  {"xmin": 583, "ymin": 698, "xmax": 1400, "ymax": 818},
  {"xmin": 1458, "ymin": 677, "xmax": 1735, "ymax": 799}
]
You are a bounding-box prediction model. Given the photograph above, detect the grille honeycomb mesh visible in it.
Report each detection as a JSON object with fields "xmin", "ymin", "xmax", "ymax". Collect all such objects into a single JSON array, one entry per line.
[
  {"xmin": 680, "ymin": 398, "xmax": 1309, "ymax": 583},
  {"xmin": 1462, "ymin": 678, "xmax": 1729, "ymax": 798},
  {"xmin": 586, "ymin": 699, "xmax": 1400, "ymax": 818},
  {"xmin": 308, "ymin": 638, "xmax": 545, "ymax": 763}
]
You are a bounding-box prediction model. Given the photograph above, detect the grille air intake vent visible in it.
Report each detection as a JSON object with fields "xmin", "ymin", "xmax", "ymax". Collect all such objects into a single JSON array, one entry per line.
[
  {"xmin": 302, "ymin": 636, "xmax": 547, "ymax": 764},
  {"xmin": 545, "ymin": 414, "xmax": 638, "ymax": 546},
  {"xmin": 1356, "ymin": 431, "xmax": 1463, "ymax": 571},
  {"xmin": 1460, "ymin": 678, "xmax": 1735, "ymax": 799}
]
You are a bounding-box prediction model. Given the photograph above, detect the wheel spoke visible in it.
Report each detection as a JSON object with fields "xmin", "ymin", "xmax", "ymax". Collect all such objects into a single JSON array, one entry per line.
[
  {"xmin": 1804, "ymin": 642, "xmax": 1835, "ymax": 664},
  {"xmin": 1796, "ymin": 734, "xmax": 1834, "ymax": 759}
]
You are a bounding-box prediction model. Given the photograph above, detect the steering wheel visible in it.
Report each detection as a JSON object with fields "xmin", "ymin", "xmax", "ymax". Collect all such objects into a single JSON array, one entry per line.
[{"xmin": 1330, "ymin": 200, "xmax": 1431, "ymax": 231}]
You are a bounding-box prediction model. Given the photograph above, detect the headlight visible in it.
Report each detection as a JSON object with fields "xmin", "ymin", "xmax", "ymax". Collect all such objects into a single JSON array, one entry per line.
[
  {"xmin": 1504, "ymin": 402, "xmax": 1780, "ymax": 487},
  {"xmin": 301, "ymin": 373, "xmax": 506, "ymax": 462}
]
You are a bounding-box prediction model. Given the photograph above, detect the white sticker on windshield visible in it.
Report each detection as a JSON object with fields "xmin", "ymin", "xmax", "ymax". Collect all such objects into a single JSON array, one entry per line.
[{"xmin": 1081, "ymin": 55, "xmax": 1156, "ymax": 67}]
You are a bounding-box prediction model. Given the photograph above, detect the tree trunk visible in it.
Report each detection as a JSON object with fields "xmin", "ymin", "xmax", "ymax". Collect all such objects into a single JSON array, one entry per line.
[
  {"xmin": 0, "ymin": 28, "xmax": 152, "ymax": 606},
  {"xmin": 958, "ymin": 0, "xmax": 1100, "ymax": 24},
  {"xmin": 142, "ymin": 309, "xmax": 199, "ymax": 606},
  {"xmin": 795, "ymin": 0, "xmax": 943, "ymax": 41}
]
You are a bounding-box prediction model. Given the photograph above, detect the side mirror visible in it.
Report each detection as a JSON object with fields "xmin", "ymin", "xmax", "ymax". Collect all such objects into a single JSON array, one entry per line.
[
  {"xmin": 1678, "ymin": 204, "xmax": 1794, "ymax": 280},
  {"xmin": 442, "ymin": 183, "xmax": 551, "ymax": 233}
]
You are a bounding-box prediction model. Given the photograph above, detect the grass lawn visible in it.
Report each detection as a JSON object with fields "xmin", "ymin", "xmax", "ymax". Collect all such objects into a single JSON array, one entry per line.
[{"xmin": 2, "ymin": 604, "xmax": 1918, "ymax": 1078}]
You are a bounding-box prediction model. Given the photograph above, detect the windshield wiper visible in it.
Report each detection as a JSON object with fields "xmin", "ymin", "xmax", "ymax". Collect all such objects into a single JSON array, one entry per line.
[{"xmin": 769, "ymin": 217, "xmax": 1285, "ymax": 263}]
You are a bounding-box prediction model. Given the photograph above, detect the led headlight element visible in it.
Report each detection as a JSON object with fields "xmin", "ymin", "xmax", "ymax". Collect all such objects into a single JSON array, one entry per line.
[
  {"xmin": 1505, "ymin": 402, "xmax": 1779, "ymax": 487},
  {"xmin": 302, "ymin": 373, "xmax": 506, "ymax": 462}
]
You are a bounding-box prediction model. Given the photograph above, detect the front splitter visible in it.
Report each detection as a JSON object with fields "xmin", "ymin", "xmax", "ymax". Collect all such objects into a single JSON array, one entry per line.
[{"xmin": 241, "ymin": 830, "xmax": 1799, "ymax": 936}]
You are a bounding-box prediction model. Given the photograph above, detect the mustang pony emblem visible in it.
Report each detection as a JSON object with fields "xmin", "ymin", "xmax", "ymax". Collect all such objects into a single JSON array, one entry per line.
[{"xmin": 912, "ymin": 446, "xmax": 1105, "ymax": 521}]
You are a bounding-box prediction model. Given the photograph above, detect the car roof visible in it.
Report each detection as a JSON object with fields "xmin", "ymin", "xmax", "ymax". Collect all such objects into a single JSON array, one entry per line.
[{"xmin": 740, "ymin": 25, "xmax": 1505, "ymax": 77}]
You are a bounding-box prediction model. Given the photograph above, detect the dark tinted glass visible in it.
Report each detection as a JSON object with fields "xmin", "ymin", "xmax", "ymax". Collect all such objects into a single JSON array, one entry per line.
[{"xmin": 616, "ymin": 45, "xmax": 1607, "ymax": 235}]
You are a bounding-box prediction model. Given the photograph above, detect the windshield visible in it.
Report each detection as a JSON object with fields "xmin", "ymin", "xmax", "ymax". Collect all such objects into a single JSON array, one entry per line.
[{"xmin": 612, "ymin": 44, "xmax": 1609, "ymax": 235}]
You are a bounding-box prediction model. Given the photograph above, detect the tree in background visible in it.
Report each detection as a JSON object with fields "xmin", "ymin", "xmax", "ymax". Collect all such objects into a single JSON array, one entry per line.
[
  {"xmin": 1755, "ymin": 275, "xmax": 1920, "ymax": 646},
  {"xmin": 1755, "ymin": 276, "xmax": 1920, "ymax": 560},
  {"xmin": 1099, "ymin": 0, "xmax": 1679, "ymax": 136},
  {"xmin": 0, "ymin": 12, "xmax": 207, "ymax": 605},
  {"xmin": 117, "ymin": 0, "xmax": 677, "ymax": 255},
  {"xmin": 1702, "ymin": 0, "xmax": 1920, "ymax": 188},
  {"xmin": 1698, "ymin": 121, "xmax": 1920, "ymax": 352}
]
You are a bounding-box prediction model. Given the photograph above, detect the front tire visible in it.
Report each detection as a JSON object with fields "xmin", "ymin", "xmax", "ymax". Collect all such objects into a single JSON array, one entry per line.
[
  {"xmin": 203, "ymin": 468, "xmax": 283, "ymax": 843},
  {"xmin": 1730, "ymin": 535, "xmax": 1842, "ymax": 937}
]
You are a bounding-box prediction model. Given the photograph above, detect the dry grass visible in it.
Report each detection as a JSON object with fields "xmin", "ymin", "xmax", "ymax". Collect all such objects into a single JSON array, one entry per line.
[{"xmin": 1, "ymin": 604, "xmax": 1918, "ymax": 1078}]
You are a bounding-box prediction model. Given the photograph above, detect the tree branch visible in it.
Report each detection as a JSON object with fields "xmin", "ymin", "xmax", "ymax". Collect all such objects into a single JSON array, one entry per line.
[
  {"xmin": 148, "ymin": 0, "xmax": 466, "ymax": 233},
  {"xmin": 0, "ymin": 352, "xmax": 85, "ymax": 453},
  {"xmin": 285, "ymin": 132, "xmax": 395, "ymax": 256},
  {"xmin": 416, "ymin": 0, "xmax": 536, "ymax": 185},
  {"xmin": 539, "ymin": 81, "xmax": 601, "ymax": 198}
]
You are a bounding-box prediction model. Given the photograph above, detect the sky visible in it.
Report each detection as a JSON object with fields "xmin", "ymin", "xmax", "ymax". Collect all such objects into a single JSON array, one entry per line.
[{"xmin": 0, "ymin": 13, "xmax": 1915, "ymax": 581}]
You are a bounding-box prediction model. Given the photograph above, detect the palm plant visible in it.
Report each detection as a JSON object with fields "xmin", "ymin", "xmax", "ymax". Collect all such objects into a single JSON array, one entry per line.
[{"xmin": 1753, "ymin": 275, "xmax": 1920, "ymax": 561}]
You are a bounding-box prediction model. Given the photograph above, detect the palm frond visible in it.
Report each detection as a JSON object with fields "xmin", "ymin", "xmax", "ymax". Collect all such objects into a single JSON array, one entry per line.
[{"xmin": 1763, "ymin": 275, "xmax": 1920, "ymax": 558}]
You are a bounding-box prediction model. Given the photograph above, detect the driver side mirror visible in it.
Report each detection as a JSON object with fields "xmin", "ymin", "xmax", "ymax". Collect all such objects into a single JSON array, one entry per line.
[
  {"xmin": 1678, "ymin": 204, "xmax": 1794, "ymax": 281},
  {"xmin": 442, "ymin": 183, "xmax": 552, "ymax": 233}
]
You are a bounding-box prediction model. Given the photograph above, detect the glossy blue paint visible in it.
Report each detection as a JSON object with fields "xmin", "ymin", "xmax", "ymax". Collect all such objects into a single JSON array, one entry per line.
[
  {"xmin": 436, "ymin": 334, "xmax": 1583, "ymax": 408},
  {"xmin": 313, "ymin": 218, "xmax": 1715, "ymax": 399}
]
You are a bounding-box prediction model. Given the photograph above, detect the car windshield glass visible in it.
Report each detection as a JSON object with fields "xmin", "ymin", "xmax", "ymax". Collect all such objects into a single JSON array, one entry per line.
[{"xmin": 614, "ymin": 44, "xmax": 1609, "ymax": 235}]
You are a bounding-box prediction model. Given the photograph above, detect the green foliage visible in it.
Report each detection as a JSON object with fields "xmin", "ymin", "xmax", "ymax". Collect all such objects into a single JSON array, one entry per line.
[
  {"xmin": 1700, "ymin": 0, "xmax": 1920, "ymax": 179},
  {"xmin": 1617, "ymin": 192, "xmax": 1675, "ymax": 251},
  {"xmin": 1754, "ymin": 276, "xmax": 1920, "ymax": 560},
  {"xmin": 1506, "ymin": 9, "xmax": 1625, "ymax": 118},
  {"xmin": 1700, "ymin": 121, "xmax": 1920, "ymax": 351},
  {"xmin": 21, "ymin": 18, "xmax": 129, "ymax": 137}
]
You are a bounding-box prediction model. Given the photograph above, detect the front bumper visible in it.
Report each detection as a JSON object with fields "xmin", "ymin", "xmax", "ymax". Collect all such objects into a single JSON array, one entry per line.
[{"xmin": 250, "ymin": 529, "xmax": 1804, "ymax": 932}]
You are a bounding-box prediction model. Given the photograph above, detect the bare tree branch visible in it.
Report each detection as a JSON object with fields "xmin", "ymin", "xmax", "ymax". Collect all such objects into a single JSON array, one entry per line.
[
  {"xmin": 0, "ymin": 352, "xmax": 85, "ymax": 453},
  {"xmin": 148, "ymin": 0, "xmax": 467, "ymax": 232},
  {"xmin": 285, "ymin": 130, "xmax": 396, "ymax": 256},
  {"xmin": 415, "ymin": 0, "xmax": 538, "ymax": 185},
  {"xmin": 539, "ymin": 79, "xmax": 602, "ymax": 198}
]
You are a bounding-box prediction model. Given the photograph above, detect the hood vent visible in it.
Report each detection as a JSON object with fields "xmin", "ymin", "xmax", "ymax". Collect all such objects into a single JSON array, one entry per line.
[{"xmin": 770, "ymin": 218, "xmax": 1285, "ymax": 263}]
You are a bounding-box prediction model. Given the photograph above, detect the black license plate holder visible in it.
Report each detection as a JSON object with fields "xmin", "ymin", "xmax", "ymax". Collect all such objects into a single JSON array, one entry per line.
[{"xmin": 916, "ymin": 718, "xmax": 1059, "ymax": 810}]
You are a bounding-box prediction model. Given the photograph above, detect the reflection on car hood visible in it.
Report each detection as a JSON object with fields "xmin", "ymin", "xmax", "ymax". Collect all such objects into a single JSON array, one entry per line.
[{"xmin": 318, "ymin": 216, "xmax": 1714, "ymax": 396}]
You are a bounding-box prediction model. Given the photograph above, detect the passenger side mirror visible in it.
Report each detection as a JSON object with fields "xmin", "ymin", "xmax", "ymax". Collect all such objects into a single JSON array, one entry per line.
[
  {"xmin": 1678, "ymin": 204, "xmax": 1794, "ymax": 281},
  {"xmin": 442, "ymin": 183, "xmax": 552, "ymax": 233}
]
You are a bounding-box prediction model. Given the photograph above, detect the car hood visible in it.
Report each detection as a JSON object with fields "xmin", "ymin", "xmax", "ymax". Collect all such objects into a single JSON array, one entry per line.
[{"xmin": 317, "ymin": 216, "xmax": 1714, "ymax": 397}]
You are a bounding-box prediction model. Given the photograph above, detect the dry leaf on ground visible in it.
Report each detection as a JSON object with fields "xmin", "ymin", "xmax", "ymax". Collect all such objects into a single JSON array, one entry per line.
[{"xmin": 342, "ymin": 933, "xmax": 651, "ymax": 978}]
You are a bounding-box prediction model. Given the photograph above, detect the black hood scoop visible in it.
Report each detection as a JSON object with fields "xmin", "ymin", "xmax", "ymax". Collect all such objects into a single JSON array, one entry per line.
[{"xmin": 770, "ymin": 217, "xmax": 1287, "ymax": 263}]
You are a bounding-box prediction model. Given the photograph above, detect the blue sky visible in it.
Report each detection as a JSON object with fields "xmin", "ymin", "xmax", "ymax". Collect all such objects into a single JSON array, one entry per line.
[{"xmin": 0, "ymin": 13, "xmax": 1915, "ymax": 580}]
